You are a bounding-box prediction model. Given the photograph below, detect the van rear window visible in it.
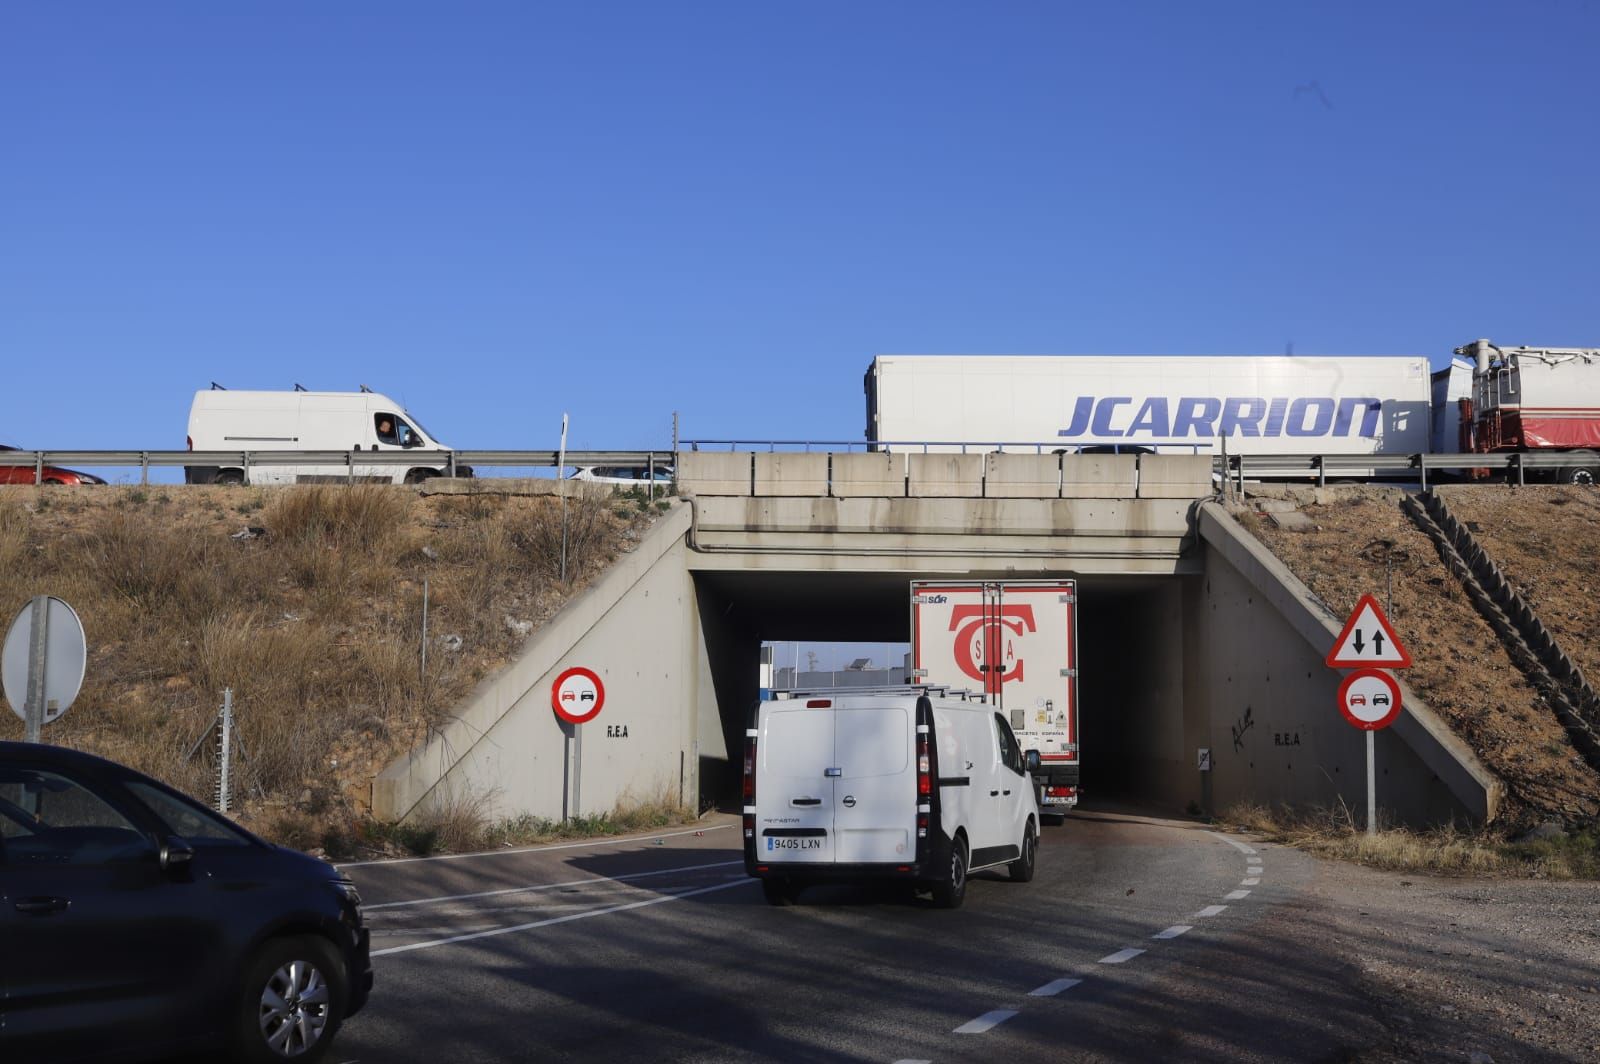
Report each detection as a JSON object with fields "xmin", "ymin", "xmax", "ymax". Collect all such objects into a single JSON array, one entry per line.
[{"xmin": 834, "ymin": 709, "xmax": 908, "ymax": 778}]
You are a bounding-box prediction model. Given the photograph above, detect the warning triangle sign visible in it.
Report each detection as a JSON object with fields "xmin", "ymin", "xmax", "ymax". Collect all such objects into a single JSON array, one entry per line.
[{"xmin": 1326, "ymin": 594, "xmax": 1412, "ymax": 668}]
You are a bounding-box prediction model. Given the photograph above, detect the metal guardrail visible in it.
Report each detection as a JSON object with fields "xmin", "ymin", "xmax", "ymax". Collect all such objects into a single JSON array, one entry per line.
[
  {"xmin": 0, "ymin": 449, "xmax": 675, "ymax": 485},
  {"xmin": 1213, "ymin": 451, "xmax": 1581, "ymax": 490},
  {"xmin": 682, "ymin": 439, "xmax": 1210, "ymax": 454},
  {"xmin": 0, "ymin": 446, "xmax": 1586, "ymax": 490}
]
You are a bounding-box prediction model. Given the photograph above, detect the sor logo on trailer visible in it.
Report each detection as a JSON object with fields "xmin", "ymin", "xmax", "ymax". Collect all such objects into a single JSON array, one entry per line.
[{"xmin": 948, "ymin": 605, "xmax": 1036, "ymax": 685}]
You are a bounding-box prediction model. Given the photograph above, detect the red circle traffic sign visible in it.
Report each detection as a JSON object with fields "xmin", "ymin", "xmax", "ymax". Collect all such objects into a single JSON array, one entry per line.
[
  {"xmin": 551, "ymin": 667, "xmax": 605, "ymax": 724},
  {"xmin": 1337, "ymin": 668, "xmax": 1402, "ymax": 731}
]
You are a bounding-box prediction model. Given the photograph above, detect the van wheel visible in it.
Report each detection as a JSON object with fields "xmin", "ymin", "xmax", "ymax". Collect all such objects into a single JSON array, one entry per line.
[
  {"xmin": 404, "ymin": 468, "xmax": 436, "ymax": 485},
  {"xmin": 232, "ymin": 935, "xmax": 347, "ymax": 1063},
  {"xmin": 761, "ymin": 878, "xmax": 799, "ymax": 906},
  {"xmin": 1009, "ymin": 822, "xmax": 1037, "ymax": 883},
  {"xmin": 932, "ymin": 838, "xmax": 968, "ymax": 909},
  {"xmin": 217, "ymin": 470, "xmax": 245, "ymax": 486}
]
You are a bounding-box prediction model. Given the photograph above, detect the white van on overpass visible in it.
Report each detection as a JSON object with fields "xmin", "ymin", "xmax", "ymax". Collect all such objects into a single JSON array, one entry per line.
[{"xmin": 184, "ymin": 387, "xmax": 469, "ymax": 485}]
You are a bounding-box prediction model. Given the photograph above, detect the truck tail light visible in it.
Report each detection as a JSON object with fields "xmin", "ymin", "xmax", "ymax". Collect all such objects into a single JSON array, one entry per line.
[{"xmin": 1047, "ymin": 786, "xmax": 1077, "ymax": 798}]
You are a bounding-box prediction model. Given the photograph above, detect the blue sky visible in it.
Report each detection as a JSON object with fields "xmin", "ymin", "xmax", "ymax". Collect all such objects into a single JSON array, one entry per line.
[{"xmin": 3, "ymin": 2, "xmax": 1597, "ymax": 456}]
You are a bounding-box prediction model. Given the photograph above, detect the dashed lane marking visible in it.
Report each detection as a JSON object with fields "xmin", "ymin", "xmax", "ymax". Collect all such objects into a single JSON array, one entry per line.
[
  {"xmin": 1205, "ymin": 830, "xmax": 1257, "ymax": 856},
  {"xmin": 1153, "ymin": 925, "xmax": 1192, "ymax": 940},
  {"xmin": 364, "ymin": 859, "xmax": 744, "ymax": 910},
  {"xmin": 1242, "ymin": 877, "xmax": 1260, "ymax": 886},
  {"xmin": 1225, "ymin": 889, "xmax": 1252, "ymax": 901},
  {"xmin": 1029, "ymin": 978, "xmax": 1082, "ymax": 997},
  {"xmin": 1099, "ymin": 948, "xmax": 1146, "ymax": 964},
  {"xmin": 1196, "ymin": 905, "xmax": 1228, "ymax": 917},
  {"xmin": 954, "ymin": 1010, "xmax": 1019, "ymax": 1034},
  {"xmin": 371, "ymin": 878, "xmax": 750, "ymax": 957},
  {"xmin": 340, "ymin": 824, "xmax": 733, "ymax": 869}
]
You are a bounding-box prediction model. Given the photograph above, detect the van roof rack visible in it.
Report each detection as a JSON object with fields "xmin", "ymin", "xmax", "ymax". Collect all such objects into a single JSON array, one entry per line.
[
  {"xmin": 210, "ymin": 381, "xmax": 226, "ymax": 390},
  {"xmin": 773, "ymin": 684, "xmax": 987, "ymax": 702},
  {"xmin": 293, "ymin": 383, "xmax": 308, "ymax": 392}
]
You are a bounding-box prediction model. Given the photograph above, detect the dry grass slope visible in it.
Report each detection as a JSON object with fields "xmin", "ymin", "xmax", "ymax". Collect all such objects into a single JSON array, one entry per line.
[
  {"xmin": 0, "ymin": 483, "xmax": 674, "ymax": 852},
  {"xmin": 1249, "ymin": 486, "xmax": 1600, "ymax": 829}
]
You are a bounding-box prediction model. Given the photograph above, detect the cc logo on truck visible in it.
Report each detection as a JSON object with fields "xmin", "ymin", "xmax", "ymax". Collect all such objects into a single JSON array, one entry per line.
[
  {"xmin": 842, "ymin": 795, "xmax": 857, "ymax": 808},
  {"xmin": 948, "ymin": 605, "xmax": 1037, "ymax": 685}
]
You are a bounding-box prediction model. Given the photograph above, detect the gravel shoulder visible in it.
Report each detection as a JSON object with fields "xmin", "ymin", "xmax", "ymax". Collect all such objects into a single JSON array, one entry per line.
[{"xmin": 1295, "ymin": 854, "xmax": 1600, "ymax": 1063}]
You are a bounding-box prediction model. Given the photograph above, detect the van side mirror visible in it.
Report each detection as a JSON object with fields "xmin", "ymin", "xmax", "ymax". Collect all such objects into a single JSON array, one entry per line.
[{"xmin": 1025, "ymin": 750, "xmax": 1042, "ymax": 773}]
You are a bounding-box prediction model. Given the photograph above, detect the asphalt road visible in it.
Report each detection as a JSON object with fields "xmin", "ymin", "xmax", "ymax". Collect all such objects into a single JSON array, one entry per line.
[{"xmin": 332, "ymin": 804, "xmax": 1383, "ymax": 1063}]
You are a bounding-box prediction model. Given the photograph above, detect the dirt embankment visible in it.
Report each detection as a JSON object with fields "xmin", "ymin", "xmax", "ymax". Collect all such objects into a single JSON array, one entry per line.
[
  {"xmin": 0, "ymin": 483, "xmax": 665, "ymax": 848},
  {"xmin": 1246, "ymin": 485, "xmax": 1600, "ymax": 828}
]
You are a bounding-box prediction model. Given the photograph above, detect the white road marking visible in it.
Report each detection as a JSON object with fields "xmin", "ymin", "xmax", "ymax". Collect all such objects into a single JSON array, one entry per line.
[
  {"xmin": 1242, "ymin": 877, "xmax": 1260, "ymax": 886},
  {"xmin": 1225, "ymin": 889, "xmax": 1251, "ymax": 900},
  {"xmin": 1247, "ymin": 863, "xmax": 1263, "ymax": 872},
  {"xmin": 1205, "ymin": 830, "xmax": 1256, "ymax": 856},
  {"xmin": 892, "ymin": 1060, "xmax": 932, "ymax": 1064},
  {"xmin": 1099, "ymin": 948, "xmax": 1145, "ymax": 964},
  {"xmin": 1029, "ymin": 978, "xmax": 1082, "ymax": 997},
  {"xmin": 340, "ymin": 823, "xmax": 732, "ymax": 869},
  {"xmin": 1153, "ymin": 925, "xmax": 1192, "ymax": 940},
  {"xmin": 365, "ymin": 859, "xmax": 744, "ymax": 910},
  {"xmin": 371, "ymin": 878, "xmax": 750, "ymax": 957},
  {"xmin": 1196, "ymin": 905, "xmax": 1227, "ymax": 917},
  {"xmin": 954, "ymin": 1010, "xmax": 1019, "ymax": 1034}
]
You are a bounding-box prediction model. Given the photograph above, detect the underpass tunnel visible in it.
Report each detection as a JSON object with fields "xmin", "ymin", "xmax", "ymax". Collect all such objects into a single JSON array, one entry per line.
[{"xmin": 690, "ymin": 571, "xmax": 1197, "ymax": 815}]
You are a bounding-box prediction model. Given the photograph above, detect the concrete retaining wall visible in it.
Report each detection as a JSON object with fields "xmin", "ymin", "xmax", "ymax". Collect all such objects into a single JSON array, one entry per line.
[
  {"xmin": 372, "ymin": 503, "xmax": 719, "ymax": 823},
  {"xmin": 1188, "ymin": 502, "xmax": 1500, "ymax": 825}
]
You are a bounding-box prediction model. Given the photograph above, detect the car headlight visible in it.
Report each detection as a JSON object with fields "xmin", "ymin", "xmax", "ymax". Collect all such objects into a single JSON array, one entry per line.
[{"xmin": 329, "ymin": 877, "xmax": 364, "ymax": 919}]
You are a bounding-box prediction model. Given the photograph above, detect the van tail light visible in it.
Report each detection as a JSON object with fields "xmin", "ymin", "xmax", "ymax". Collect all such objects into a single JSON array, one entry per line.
[
  {"xmin": 186, "ymin": 435, "xmax": 193, "ymax": 451},
  {"xmin": 742, "ymin": 730, "xmax": 757, "ymax": 841},
  {"xmin": 916, "ymin": 731, "xmax": 932, "ymax": 797},
  {"xmin": 806, "ymin": 699, "xmax": 831, "ymax": 709}
]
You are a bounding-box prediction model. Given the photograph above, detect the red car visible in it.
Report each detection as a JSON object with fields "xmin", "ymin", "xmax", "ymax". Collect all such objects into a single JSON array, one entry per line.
[{"xmin": 0, "ymin": 445, "xmax": 106, "ymax": 485}]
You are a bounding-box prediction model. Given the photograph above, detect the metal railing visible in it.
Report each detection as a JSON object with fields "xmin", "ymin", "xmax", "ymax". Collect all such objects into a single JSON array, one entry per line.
[
  {"xmin": 0, "ymin": 449, "xmax": 675, "ymax": 485},
  {"xmin": 682, "ymin": 439, "xmax": 1210, "ymax": 455},
  {"xmin": 1213, "ymin": 451, "xmax": 1580, "ymax": 491}
]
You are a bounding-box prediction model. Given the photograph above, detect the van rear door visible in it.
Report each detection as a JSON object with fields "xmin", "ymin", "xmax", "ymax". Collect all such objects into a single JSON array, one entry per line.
[
  {"xmin": 757, "ymin": 703, "xmax": 835, "ymax": 864},
  {"xmin": 833, "ymin": 704, "xmax": 914, "ymax": 864}
]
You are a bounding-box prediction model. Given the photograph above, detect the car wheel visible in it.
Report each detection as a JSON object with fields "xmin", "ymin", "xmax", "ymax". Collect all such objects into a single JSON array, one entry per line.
[
  {"xmin": 217, "ymin": 470, "xmax": 245, "ymax": 486},
  {"xmin": 1009, "ymin": 822, "xmax": 1037, "ymax": 883},
  {"xmin": 932, "ymin": 836, "xmax": 968, "ymax": 909},
  {"xmin": 234, "ymin": 935, "xmax": 348, "ymax": 1063},
  {"xmin": 760, "ymin": 877, "xmax": 799, "ymax": 906}
]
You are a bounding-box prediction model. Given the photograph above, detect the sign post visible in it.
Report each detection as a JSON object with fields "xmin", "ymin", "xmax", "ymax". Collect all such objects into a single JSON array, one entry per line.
[
  {"xmin": 552, "ymin": 667, "xmax": 604, "ymax": 820},
  {"xmin": 4, "ymin": 596, "xmax": 88, "ymax": 743},
  {"xmin": 1327, "ymin": 595, "xmax": 1411, "ymax": 836}
]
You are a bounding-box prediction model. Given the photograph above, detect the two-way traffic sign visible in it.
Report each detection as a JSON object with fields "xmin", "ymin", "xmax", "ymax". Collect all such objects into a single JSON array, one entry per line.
[{"xmin": 1325, "ymin": 594, "xmax": 1412, "ymax": 669}]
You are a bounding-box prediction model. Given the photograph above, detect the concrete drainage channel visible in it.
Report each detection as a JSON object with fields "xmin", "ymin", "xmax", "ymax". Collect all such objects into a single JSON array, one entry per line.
[
  {"xmin": 890, "ymin": 832, "xmax": 1267, "ymax": 1061},
  {"xmin": 1402, "ymin": 491, "xmax": 1600, "ymax": 774}
]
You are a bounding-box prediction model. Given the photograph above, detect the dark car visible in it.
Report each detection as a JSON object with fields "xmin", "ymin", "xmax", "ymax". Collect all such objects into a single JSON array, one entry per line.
[
  {"xmin": 0, "ymin": 742, "xmax": 371, "ymax": 1063},
  {"xmin": 0, "ymin": 445, "xmax": 106, "ymax": 485}
]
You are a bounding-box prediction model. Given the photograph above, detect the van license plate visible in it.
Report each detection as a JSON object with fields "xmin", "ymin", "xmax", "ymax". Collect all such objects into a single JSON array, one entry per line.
[{"xmin": 768, "ymin": 837, "xmax": 824, "ymax": 851}]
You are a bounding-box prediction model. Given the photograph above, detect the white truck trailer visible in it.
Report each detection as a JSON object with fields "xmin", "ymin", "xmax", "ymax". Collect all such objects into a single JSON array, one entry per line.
[
  {"xmin": 865, "ymin": 354, "xmax": 1433, "ymax": 456},
  {"xmin": 910, "ymin": 580, "xmax": 1080, "ymax": 816},
  {"xmin": 184, "ymin": 388, "xmax": 468, "ymax": 486},
  {"xmin": 1456, "ymin": 340, "xmax": 1600, "ymax": 485}
]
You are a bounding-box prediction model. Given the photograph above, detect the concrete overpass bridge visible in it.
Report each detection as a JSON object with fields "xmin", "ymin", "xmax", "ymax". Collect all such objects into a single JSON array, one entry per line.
[{"xmin": 374, "ymin": 452, "xmax": 1496, "ymax": 832}]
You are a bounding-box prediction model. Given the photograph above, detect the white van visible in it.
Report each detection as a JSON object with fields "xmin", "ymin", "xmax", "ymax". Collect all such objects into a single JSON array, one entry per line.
[
  {"xmin": 743, "ymin": 687, "xmax": 1040, "ymax": 908},
  {"xmin": 183, "ymin": 388, "xmax": 470, "ymax": 486}
]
